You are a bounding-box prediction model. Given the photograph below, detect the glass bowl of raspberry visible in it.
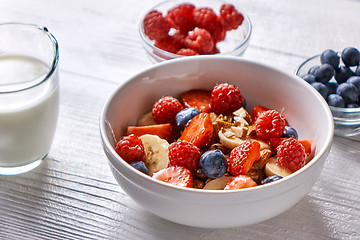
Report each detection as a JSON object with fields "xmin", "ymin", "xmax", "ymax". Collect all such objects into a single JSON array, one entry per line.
[
  {"xmin": 100, "ymin": 55, "xmax": 334, "ymax": 228},
  {"xmin": 139, "ymin": 0, "xmax": 252, "ymax": 62},
  {"xmin": 295, "ymin": 47, "xmax": 360, "ymax": 141}
]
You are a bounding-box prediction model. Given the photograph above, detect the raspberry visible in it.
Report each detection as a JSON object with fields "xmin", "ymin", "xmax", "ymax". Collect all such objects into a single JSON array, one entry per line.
[
  {"xmin": 210, "ymin": 83, "xmax": 244, "ymax": 115},
  {"xmin": 228, "ymin": 140, "xmax": 261, "ymax": 176},
  {"xmin": 168, "ymin": 140, "xmax": 201, "ymax": 172},
  {"xmin": 207, "ymin": 18, "xmax": 226, "ymax": 43},
  {"xmin": 224, "ymin": 175, "xmax": 257, "ymax": 190},
  {"xmin": 219, "ymin": 4, "xmax": 244, "ymax": 31},
  {"xmin": 152, "ymin": 96, "xmax": 183, "ymax": 124},
  {"xmin": 166, "ymin": 3, "xmax": 195, "ymax": 34},
  {"xmin": 143, "ymin": 10, "xmax": 171, "ymax": 41},
  {"xmin": 154, "ymin": 36, "xmax": 183, "ymax": 54},
  {"xmin": 115, "ymin": 134, "xmax": 145, "ymax": 163},
  {"xmin": 176, "ymin": 48, "xmax": 198, "ymax": 56},
  {"xmin": 184, "ymin": 28, "xmax": 214, "ymax": 54},
  {"xmin": 255, "ymin": 110, "xmax": 286, "ymax": 140},
  {"xmin": 277, "ymin": 138, "xmax": 306, "ymax": 172},
  {"xmin": 193, "ymin": 8, "xmax": 218, "ymax": 31}
]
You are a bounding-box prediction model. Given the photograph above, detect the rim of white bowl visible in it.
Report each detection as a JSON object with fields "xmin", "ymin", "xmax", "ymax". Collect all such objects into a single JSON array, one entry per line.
[
  {"xmin": 100, "ymin": 55, "xmax": 334, "ymax": 194},
  {"xmin": 138, "ymin": 0, "xmax": 252, "ymax": 60}
]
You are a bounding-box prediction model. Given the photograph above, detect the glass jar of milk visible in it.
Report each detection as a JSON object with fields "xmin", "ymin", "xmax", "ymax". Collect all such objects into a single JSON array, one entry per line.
[{"xmin": 0, "ymin": 23, "xmax": 59, "ymax": 175}]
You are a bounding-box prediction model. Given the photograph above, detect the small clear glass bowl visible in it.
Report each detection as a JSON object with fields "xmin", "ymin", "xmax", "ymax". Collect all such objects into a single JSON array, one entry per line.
[
  {"xmin": 139, "ymin": 0, "xmax": 252, "ymax": 63},
  {"xmin": 295, "ymin": 54, "xmax": 360, "ymax": 141}
]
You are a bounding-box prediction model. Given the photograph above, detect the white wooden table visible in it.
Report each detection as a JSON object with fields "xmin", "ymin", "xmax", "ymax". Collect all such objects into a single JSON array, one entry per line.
[{"xmin": 1, "ymin": 0, "xmax": 360, "ymax": 239}]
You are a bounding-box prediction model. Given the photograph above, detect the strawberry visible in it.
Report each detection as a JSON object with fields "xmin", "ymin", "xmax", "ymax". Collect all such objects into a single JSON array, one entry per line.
[
  {"xmin": 228, "ymin": 140, "xmax": 261, "ymax": 176},
  {"xmin": 181, "ymin": 89, "xmax": 212, "ymax": 113},
  {"xmin": 251, "ymin": 105, "xmax": 269, "ymax": 124},
  {"xmin": 127, "ymin": 123, "xmax": 172, "ymax": 140},
  {"xmin": 179, "ymin": 112, "xmax": 213, "ymax": 148},
  {"xmin": 223, "ymin": 175, "xmax": 257, "ymax": 190},
  {"xmin": 299, "ymin": 139, "xmax": 313, "ymax": 156},
  {"xmin": 152, "ymin": 166, "xmax": 193, "ymax": 188}
]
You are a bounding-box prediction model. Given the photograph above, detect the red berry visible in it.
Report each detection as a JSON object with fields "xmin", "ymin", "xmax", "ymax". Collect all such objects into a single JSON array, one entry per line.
[
  {"xmin": 154, "ymin": 36, "xmax": 183, "ymax": 54},
  {"xmin": 127, "ymin": 123, "xmax": 173, "ymax": 141},
  {"xmin": 184, "ymin": 28, "xmax": 214, "ymax": 54},
  {"xmin": 210, "ymin": 83, "xmax": 244, "ymax": 115},
  {"xmin": 219, "ymin": 4, "xmax": 244, "ymax": 31},
  {"xmin": 176, "ymin": 48, "xmax": 198, "ymax": 56},
  {"xmin": 251, "ymin": 105, "xmax": 270, "ymax": 124},
  {"xmin": 168, "ymin": 140, "xmax": 201, "ymax": 172},
  {"xmin": 179, "ymin": 112, "xmax": 213, "ymax": 149},
  {"xmin": 193, "ymin": 7, "xmax": 218, "ymax": 31},
  {"xmin": 207, "ymin": 18, "xmax": 226, "ymax": 43},
  {"xmin": 115, "ymin": 134, "xmax": 145, "ymax": 163},
  {"xmin": 224, "ymin": 175, "xmax": 257, "ymax": 190},
  {"xmin": 277, "ymin": 138, "xmax": 306, "ymax": 172},
  {"xmin": 152, "ymin": 166, "xmax": 193, "ymax": 188},
  {"xmin": 143, "ymin": 10, "xmax": 171, "ymax": 41},
  {"xmin": 152, "ymin": 96, "xmax": 183, "ymax": 124},
  {"xmin": 255, "ymin": 110, "xmax": 286, "ymax": 140},
  {"xmin": 228, "ymin": 140, "xmax": 261, "ymax": 176},
  {"xmin": 166, "ymin": 3, "xmax": 195, "ymax": 34},
  {"xmin": 181, "ymin": 89, "xmax": 212, "ymax": 112}
]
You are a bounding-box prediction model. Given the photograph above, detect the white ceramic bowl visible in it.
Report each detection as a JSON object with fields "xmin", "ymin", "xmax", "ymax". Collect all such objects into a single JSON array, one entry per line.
[{"xmin": 100, "ymin": 56, "xmax": 334, "ymax": 228}]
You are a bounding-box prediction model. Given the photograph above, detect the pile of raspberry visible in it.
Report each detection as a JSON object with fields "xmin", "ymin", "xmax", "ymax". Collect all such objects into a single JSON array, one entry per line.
[{"xmin": 143, "ymin": 3, "xmax": 244, "ymax": 56}]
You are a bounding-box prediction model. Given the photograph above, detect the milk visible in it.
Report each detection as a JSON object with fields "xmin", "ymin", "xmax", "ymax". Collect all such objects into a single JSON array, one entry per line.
[{"xmin": 0, "ymin": 55, "xmax": 59, "ymax": 167}]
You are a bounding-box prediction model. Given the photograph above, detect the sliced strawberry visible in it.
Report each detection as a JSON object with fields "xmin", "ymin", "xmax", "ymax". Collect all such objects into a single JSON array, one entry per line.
[
  {"xmin": 228, "ymin": 140, "xmax": 261, "ymax": 176},
  {"xmin": 251, "ymin": 105, "xmax": 269, "ymax": 124},
  {"xmin": 152, "ymin": 166, "xmax": 193, "ymax": 188},
  {"xmin": 179, "ymin": 112, "xmax": 213, "ymax": 148},
  {"xmin": 299, "ymin": 140, "xmax": 313, "ymax": 156},
  {"xmin": 223, "ymin": 175, "xmax": 257, "ymax": 190},
  {"xmin": 127, "ymin": 123, "xmax": 172, "ymax": 140},
  {"xmin": 181, "ymin": 89, "xmax": 212, "ymax": 113}
]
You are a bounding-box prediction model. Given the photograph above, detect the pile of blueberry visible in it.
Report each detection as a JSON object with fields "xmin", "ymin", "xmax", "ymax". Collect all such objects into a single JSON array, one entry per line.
[{"xmin": 301, "ymin": 47, "xmax": 360, "ymax": 108}]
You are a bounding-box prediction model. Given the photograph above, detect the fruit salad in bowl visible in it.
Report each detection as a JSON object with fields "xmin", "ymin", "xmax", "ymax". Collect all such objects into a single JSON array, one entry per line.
[
  {"xmin": 100, "ymin": 56, "xmax": 333, "ymax": 228},
  {"xmin": 139, "ymin": 0, "xmax": 252, "ymax": 62}
]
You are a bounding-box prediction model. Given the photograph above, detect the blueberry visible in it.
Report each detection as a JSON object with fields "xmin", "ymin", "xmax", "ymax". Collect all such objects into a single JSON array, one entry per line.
[
  {"xmin": 327, "ymin": 94, "xmax": 345, "ymax": 108},
  {"xmin": 130, "ymin": 161, "xmax": 149, "ymax": 175},
  {"xmin": 346, "ymin": 102, "xmax": 360, "ymax": 108},
  {"xmin": 314, "ymin": 63, "xmax": 334, "ymax": 83},
  {"xmin": 347, "ymin": 76, "xmax": 360, "ymax": 94},
  {"xmin": 199, "ymin": 150, "xmax": 228, "ymax": 179},
  {"xmin": 175, "ymin": 107, "xmax": 200, "ymax": 131},
  {"xmin": 325, "ymin": 81, "xmax": 338, "ymax": 95},
  {"xmin": 341, "ymin": 47, "xmax": 360, "ymax": 67},
  {"xmin": 356, "ymin": 65, "xmax": 360, "ymax": 76},
  {"xmin": 261, "ymin": 175, "xmax": 283, "ymax": 185},
  {"xmin": 301, "ymin": 74, "xmax": 316, "ymax": 84},
  {"xmin": 281, "ymin": 126, "xmax": 298, "ymax": 139},
  {"xmin": 320, "ymin": 49, "xmax": 340, "ymax": 69},
  {"xmin": 336, "ymin": 83, "xmax": 358, "ymax": 103},
  {"xmin": 308, "ymin": 65, "xmax": 320, "ymax": 75},
  {"xmin": 335, "ymin": 66, "xmax": 354, "ymax": 84},
  {"xmin": 311, "ymin": 82, "xmax": 328, "ymax": 99}
]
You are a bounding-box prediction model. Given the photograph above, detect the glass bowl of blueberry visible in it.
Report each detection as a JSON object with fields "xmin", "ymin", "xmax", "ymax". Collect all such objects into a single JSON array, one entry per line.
[
  {"xmin": 296, "ymin": 46, "xmax": 360, "ymax": 141},
  {"xmin": 139, "ymin": 0, "xmax": 252, "ymax": 62}
]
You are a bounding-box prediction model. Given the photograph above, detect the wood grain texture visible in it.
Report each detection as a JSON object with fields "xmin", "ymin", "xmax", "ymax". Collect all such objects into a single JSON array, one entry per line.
[{"xmin": 0, "ymin": 0, "xmax": 360, "ymax": 239}]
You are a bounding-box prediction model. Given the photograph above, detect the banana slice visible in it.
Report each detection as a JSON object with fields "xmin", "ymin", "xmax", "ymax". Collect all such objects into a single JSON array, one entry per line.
[
  {"xmin": 218, "ymin": 127, "xmax": 246, "ymax": 149},
  {"xmin": 264, "ymin": 156, "xmax": 292, "ymax": 177},
  {"xmin": 137, "ymin": 111, "xmax": 157, "ymax": 126},
  {"xmin": 139, "ymin": 134, "xmax": 169, "ymax": 175},
  {"xmin": 203, "ymin": 175, "xmax": 234, "ymax": 190}
]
